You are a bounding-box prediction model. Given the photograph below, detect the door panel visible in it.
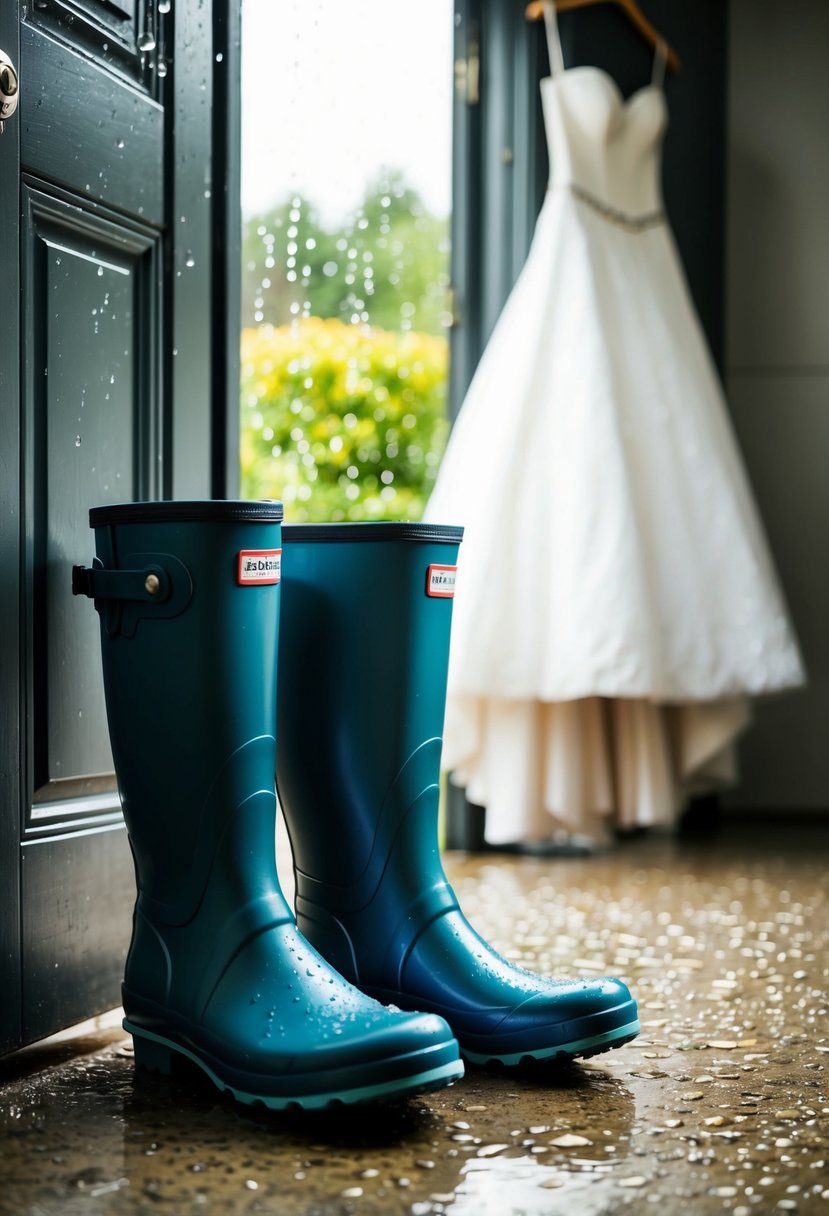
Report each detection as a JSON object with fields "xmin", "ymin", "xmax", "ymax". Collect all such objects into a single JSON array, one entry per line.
[
  {"xmin": 21, "ymin": 824, "xmax": 134, "ymax": 1043},
  {"xmin": 28, "ymin": 0, "xmax": 147, "ymax": 83},
  {"xmin": 21, "ymin": 18, "xmax": 163, "ymax": 225},
  {"xmin": 22, "ymin": 183, "xmax": 162, "ymax": 805},
  {"xmin": 0, "ymin": 0, "xmax": 240, "ymax": 1054},
  {"xmin": 14, "ymin": 0, "xmax": 168, "ymax": 1043}
]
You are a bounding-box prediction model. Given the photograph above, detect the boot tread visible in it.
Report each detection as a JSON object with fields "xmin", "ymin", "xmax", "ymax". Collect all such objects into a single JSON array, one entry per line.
[{"xmin": 126, "ymin": 1020, "xmax": 464, "ymax": 1110}]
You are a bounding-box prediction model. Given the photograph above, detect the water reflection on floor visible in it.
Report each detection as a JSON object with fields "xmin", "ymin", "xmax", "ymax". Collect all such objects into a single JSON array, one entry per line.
[{"xmin": 1, "ymin": 827, "xmax": 826, "ymax": 1215}]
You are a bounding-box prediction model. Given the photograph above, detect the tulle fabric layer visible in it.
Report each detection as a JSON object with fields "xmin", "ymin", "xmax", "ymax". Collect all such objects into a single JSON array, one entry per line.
[{"xmin": 444, "ymin": 693, "xmax": 749, "ymax": 845}]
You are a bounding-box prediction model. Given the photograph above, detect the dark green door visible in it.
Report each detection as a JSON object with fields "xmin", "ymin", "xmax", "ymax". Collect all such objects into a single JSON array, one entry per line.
[{"xmin": 0, "ymin": 0, "xmax": 240, "ymax": 1054}]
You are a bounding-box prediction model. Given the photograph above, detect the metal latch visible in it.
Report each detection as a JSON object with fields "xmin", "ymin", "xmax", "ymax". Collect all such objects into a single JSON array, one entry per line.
[{"xmin": 0, "ymin": 49, "xmax": 19, "ymax": 135}]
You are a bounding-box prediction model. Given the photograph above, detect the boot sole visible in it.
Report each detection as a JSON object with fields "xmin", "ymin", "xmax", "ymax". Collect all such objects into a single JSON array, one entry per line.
[
  {"xmin": 461, "ymin": 1018, "xmax": 641, "ymax": 1067},
  {"xmin": 125, "ymin": 1020, "xmax": 464, "ymax": 1110}
]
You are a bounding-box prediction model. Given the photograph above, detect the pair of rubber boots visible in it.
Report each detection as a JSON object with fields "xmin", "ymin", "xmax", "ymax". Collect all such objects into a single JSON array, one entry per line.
[{"xmin": 73, "ymin": 500, "xmax": 639, "ymax": 1111}]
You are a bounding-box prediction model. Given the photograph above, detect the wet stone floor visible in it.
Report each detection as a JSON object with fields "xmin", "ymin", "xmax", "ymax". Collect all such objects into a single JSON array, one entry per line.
[{"xmin": 0, "ymin": 827, "xmax": 827, "ymax": 1216}]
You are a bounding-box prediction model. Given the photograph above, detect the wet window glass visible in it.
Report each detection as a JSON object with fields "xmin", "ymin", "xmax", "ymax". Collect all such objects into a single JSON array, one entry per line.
[{"xmin": 240, "ymin": 0, "xmax": 453, "ymax": 520}]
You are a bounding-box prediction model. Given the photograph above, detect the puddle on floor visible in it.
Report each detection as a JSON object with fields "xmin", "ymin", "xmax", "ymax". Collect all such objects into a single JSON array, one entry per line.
[{"xmin": 0, "ymin": 832, "xmax": 826, "ymax": 1215}]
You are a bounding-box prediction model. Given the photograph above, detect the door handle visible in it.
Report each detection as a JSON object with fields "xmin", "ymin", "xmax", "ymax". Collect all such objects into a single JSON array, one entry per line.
[{"xmin": 0, "ymin": 49, "xmax": 19, "ymax": 135}]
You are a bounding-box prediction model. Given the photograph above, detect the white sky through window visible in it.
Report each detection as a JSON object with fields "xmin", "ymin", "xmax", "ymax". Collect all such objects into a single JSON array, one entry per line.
[{"xmin": 241, "ymin": 0, "xmax": 454, "ymax": 224}]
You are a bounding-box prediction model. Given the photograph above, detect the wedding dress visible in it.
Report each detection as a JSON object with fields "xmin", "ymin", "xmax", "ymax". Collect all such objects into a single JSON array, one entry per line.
[{"xmin": 425, "ymin": 1, "xmax": 804, "ymax": 846}]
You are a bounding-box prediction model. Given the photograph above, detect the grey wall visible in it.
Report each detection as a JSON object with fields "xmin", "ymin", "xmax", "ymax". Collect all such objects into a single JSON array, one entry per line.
[{"xmin": 724, "ymin": 0, "xmax": 829, "ymax": 809}]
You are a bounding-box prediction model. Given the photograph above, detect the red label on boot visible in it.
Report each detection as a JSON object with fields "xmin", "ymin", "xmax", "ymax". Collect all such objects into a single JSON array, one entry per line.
[
  {"xmin": 238, "ymin": 549, "xmax": 282, "ymax": 585},
  {"xmin": 426, "ymin": 564, "xmax": 457, "ymax": 598}
]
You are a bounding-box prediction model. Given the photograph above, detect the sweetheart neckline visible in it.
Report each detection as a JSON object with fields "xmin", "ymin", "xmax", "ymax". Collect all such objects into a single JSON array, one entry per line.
[{"xmin": 541, "ymin": 65, "xmax": 664, "ymax": 111}]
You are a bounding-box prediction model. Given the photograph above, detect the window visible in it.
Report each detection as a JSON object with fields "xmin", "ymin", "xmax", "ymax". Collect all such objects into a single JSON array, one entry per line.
[{"xmin": 240, "ymin": 0, "xmax": 454, "ymax": 520}]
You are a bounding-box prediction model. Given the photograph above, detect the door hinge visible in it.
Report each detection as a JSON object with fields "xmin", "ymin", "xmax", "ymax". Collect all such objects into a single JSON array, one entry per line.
[
  {"xmin": 454, "ymin": 20, "xmax": 480, "ymax": 107},
  {"xmin": 446, "ymin": 286, "xmax": 462, "ymax": 330}
]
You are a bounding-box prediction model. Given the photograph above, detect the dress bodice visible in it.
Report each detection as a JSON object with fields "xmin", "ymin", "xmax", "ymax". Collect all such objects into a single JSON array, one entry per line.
[
  {"xmin": 541, "ymin": 70, "xmax": 667, "ymax": 220},
  {"xmin": 540, "ymin": 2, "xmax": 668, "ymax": 223}
]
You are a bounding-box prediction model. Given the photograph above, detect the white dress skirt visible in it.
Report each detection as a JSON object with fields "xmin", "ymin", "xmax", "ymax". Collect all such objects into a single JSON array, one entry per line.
[{"xmin": 425, "ymin": 2, "xmax": 804, "ymax": 846}]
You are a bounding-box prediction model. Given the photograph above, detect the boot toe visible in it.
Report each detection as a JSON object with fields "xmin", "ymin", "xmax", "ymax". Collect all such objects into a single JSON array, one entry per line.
[
  {"xmin": 129, "ymin": 923, "xmax": 464, "ymax": 1110},
  {"xmin": 194, "ymin": 929, "xmax": 464, "ymax": 1104},
  {"xmin": 194, "ymin": 1004, "xmax": 463, "ymax": 1107},
  {"xmin": 462, "ymin": 975, "xmax": 640, "ymax": 1065},
  {"xmin": 396, "ymin": 913, "xmax": 639, "ymax": 1063}
]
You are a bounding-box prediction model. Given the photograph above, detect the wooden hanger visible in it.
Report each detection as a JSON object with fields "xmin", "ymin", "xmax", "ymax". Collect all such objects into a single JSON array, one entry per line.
[{"xmin": 525, "ymin": 0, "xmax": 681, "ymax": 74}]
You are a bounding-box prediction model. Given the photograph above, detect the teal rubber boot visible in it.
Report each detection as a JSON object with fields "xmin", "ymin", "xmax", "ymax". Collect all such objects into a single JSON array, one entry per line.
[
  {"xmin": 277, "ymin": 523, "xmax": 640, "ymax": 1066},
  {"xmin": 72, "ymin": 501, "xmax": 462, "ymax": 1109}
]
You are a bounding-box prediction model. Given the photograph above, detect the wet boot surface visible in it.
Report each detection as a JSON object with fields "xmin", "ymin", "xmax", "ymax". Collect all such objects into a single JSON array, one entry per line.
[{"xmin": 1, "ymin": 826, "xmax": 826, "ymax": 1216}]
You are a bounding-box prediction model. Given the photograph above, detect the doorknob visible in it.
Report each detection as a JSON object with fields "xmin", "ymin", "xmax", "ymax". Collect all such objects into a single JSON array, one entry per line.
[{"xmin": 0, "ymin": 49, "xmax": 19, "ymax": 135}]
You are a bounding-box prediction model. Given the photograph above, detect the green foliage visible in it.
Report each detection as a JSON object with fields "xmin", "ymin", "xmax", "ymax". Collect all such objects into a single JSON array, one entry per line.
[
  {"xmin": 242, "ymin": 171, "xmax": 451, "ymax": 336},
  {"xmin": 240, "ymin": 172, "xmax": 451, "ymax": 521},
  {"xmin": 241, "ymin": 317, "xmax": 449, "ymax": 522}
]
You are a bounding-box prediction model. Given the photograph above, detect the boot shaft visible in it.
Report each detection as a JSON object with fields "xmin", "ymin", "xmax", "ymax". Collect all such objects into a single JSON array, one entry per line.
[
  {"xmin": 75, "ymin": 501, "xmax": 283, "ymax": 923},
  {"xmin": 277, "ymin": 522, "xmax": 461, "ymax": 891}
]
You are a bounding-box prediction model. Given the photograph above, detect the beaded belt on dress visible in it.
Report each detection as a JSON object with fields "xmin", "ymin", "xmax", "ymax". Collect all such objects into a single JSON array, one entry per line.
[{"xmin": 551, "ymin": 183, "xmax": 665, "ymax": 233}]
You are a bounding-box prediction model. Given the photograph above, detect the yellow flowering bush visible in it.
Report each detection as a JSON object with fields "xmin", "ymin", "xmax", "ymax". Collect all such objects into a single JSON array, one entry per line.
[{"xmin": 240, "ymin": 317, "xmax": 449, "ymax": 522}]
